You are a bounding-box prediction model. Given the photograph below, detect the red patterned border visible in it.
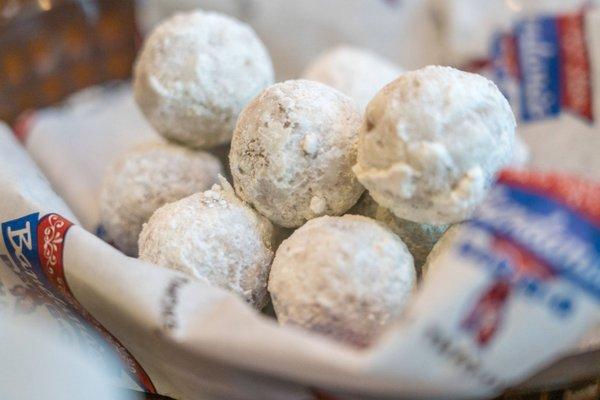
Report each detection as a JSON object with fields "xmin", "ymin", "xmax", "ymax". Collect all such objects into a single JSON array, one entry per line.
[{"xmin": 37, "ymin": 213, "xmax": 157, "ymax": 394}]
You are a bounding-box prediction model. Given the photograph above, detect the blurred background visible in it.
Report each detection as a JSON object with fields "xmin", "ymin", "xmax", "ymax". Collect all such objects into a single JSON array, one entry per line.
[
  {"xmin": 0, "ymin": 0, "xmax": 440, "ymax": 125},
  {"xmin": 0, "ymin": 0, "xmax": 595, "ymax": 119},
  {"xmin": 0, "ymin": 0, "xmax": 137, "ymax": 125},
  {"xmin": 2, "ymin": 0, "xmax": 598, "ymax": 182}
]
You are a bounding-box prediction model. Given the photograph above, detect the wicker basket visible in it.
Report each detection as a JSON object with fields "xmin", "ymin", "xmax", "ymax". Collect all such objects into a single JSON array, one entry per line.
[{"xmin": 0, "ymin": 0, "xmax": 137, "ymax": 125}]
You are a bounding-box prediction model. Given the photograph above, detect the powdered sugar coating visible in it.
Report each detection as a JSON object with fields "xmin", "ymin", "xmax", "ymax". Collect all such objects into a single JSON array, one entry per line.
[
  {"xmin": 348, "ymin": 193, "xmax": 448, "ymax": 269},
  {"xmin": 374, "ymin": 206, "xmax": 448, "ymax": 270},
  {"xmin": 421, "ymin": 225, "xmax": 462, "ymax": 278},
  {"xmin": 134, "ymin": 10, "xmax": 274, "ymax": 149},
  {"xmin": 511, "ymin": 135, "xmax": 530, "ymax": 167},
  {"xmin": 353, "ymin": 66, "xmax": 516, "ymax": 225},
  {"xmin": 230, "ymin": 80, "xmax": 364, "ymax": 228},
  {"xmin": 268, "ymin": 215, "xmax": 415, "ymax": 347},
  {"xmin": 138, "ymin": 178, "xmax": 275, "ymax": 309},
  {"xmin": 302, "ymin": 46, "xmax": 402, "ymax": 112},
  {"xmin": 100, "ymin": 143, "xmax": 222, "ymax": 256}
]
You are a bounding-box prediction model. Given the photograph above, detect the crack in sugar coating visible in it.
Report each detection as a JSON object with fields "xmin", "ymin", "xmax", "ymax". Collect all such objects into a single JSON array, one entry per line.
[
  {"xmin": 353, "ymin": 66, "xmax": 516, "ymax": 225},
  {"xmin": 138, "ymin": 178, "xmax": 275, "ymax": 309},
  {"xmin": 268, "ymin": 215, "xmax": 416, "ymax": 347},
  {"xmin": 134, "ymin": 10, "xmax": 274, "ymax": 149},
  {"xmin": 100, "ymin": 142, "xmax": 222, "ymax": 256},
  {"xmin": 302, "ymin": 46, "xmax": 403, "ymax": 112},
  {"xmin": 230, "ymin": 80, "xmax": 365, "ymax": 228}
]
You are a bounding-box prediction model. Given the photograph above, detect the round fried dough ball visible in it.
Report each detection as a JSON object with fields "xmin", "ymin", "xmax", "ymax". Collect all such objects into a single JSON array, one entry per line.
[
  {"xmin": 353, "ymin": 66, "xmax": 516, "ymax": 225},
  {"xmin": 138, "ymin": 178, "xmax": 274, "ymax": 309},
  {"xmin": 134, "ymin": 10, "xmax": 274, "ymax": 148},
  {"xmin": 302, "ymin": 45, "xmax": 402, "ymax": 111},
  {"xmin": 230, "ymin": 80, "xmax": 364, "ymax": 228},
  {"xmin": 100, "ymin": 143, "xmax": 222, "ymax": 256},
  {"xmin": 268, "ymin": 215, "xmax": 415, "ymax": 347}
]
